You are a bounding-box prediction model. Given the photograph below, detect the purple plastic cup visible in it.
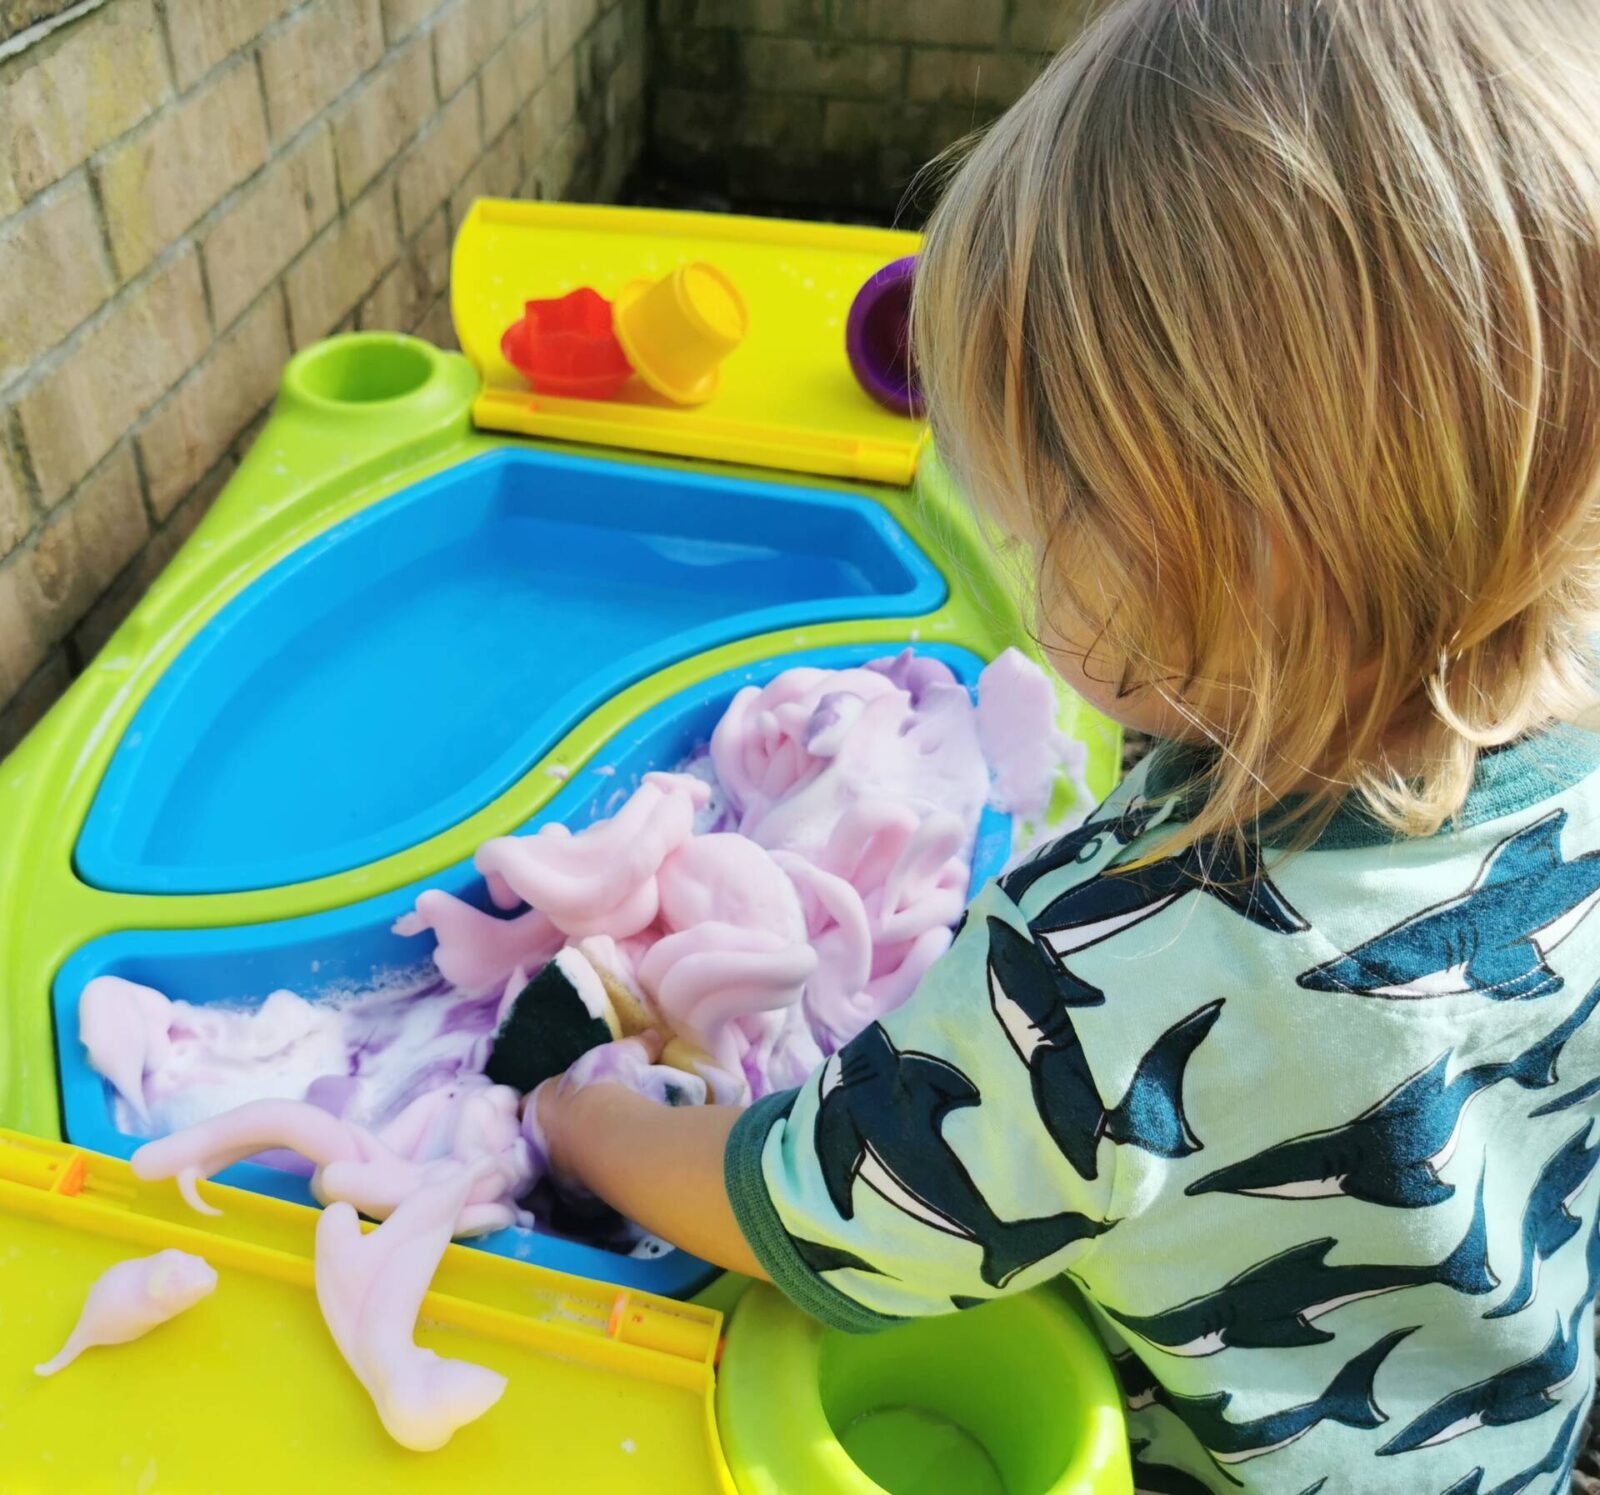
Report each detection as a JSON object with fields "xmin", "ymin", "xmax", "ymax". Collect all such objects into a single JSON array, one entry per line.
[{"xmin": 845, "ymin": 255, "xmax": 925, "ymax": 417}]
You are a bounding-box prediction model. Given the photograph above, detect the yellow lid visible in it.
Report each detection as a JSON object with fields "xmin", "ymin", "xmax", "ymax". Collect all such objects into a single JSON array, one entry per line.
[
  {"xmin": 452, "ymin": 199, "xmax": 927, "ymax": 486},
  {"xmin": 0, "ymin": 1131, "xmax": 734, "ymax": 1492}
]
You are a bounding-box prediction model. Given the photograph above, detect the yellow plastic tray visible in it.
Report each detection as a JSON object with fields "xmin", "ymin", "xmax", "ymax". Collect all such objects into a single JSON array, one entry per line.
[
  {"xmin": 452, "ymin": 200, "xmax": 927, "ymax": 486},
  {"xmin": 0, "ymin": 1132, "xmax": 734, "ymax": 1493}
]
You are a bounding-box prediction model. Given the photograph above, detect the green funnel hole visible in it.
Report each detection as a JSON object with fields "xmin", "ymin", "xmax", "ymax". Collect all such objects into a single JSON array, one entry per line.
[
  {"xmin": 838, "ymin": 1407, "xmax": 1004, "ymax": 1495},
  {"xmin": 294, "ymin": 336, "xmax": 436, "ymax": 404},
  {"xmin": 818, "ymin": 1296, "xmax": 1092, "ymax": 1494}
]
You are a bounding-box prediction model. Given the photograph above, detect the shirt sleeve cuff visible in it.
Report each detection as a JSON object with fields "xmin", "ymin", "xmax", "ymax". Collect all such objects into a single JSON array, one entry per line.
[{"xmin": 724, "ymin": 1089, "xmax": 904, "ymax": 1335}]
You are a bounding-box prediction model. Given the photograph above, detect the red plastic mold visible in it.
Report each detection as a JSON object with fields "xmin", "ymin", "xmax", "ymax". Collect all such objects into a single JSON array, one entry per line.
[{"xmin": 501, "ymin": 288, "xmax": 634, "ymax": 400}]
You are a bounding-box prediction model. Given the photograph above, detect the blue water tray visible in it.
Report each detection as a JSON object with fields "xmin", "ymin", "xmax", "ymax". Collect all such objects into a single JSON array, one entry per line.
[
  {"xmin": 56, "ymin": 645, "xmax": 1012, "ymax": 1298},
  {"xmin": 77, "ymin": 449, "xmax": 945, "ymax": 895}
]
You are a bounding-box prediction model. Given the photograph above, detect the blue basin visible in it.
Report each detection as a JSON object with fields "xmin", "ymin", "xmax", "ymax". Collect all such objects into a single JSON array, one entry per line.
[
  {"xmin": 77, "ymin": 449, "xmax": 945, "ymax": 894},
  {"xmin": 56, "ymin": 645, "xmax": 1011, "ymax": 1298}
]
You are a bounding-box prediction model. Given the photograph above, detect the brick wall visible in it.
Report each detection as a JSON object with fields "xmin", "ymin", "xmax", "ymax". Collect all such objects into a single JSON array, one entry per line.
[
  {"xmin": 0, "ymin": 0, "xmax": 647, "ymax": 753},
  {"xmin": 647, "ymin": 0, "xmax": 1091, "ymax": 220}
]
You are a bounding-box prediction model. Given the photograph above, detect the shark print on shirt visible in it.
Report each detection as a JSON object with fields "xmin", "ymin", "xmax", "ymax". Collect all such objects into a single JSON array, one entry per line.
[
  {"xmin": 987, "ymin": 915, "xmax": 1223, "ymax": 1179},
  {"xmin": 812, "ymin": 1022, "xmax": 1110, "ymax": 1288},
  {"xmin": 1187, "ymin": 977, "xmax": 1600, "ymax": 1208},
  {"xmin": 1485, "ymin": 1124, "xmax": 1600, "ymax": 1320},
  {"xmin": 1032, "ymin": 832, "xmax": 1308, "ymax": 962},
  {"xmin": 1129, "ymin": 1439, "xmax": 1225, "ymax": 1494},
  {"xmin": 1299, "ymin": 811, "xmax": 1600, "ymax": 1002},
  {"xmin": 1530, "ymin": 1075, "xmax": 1600, "ymax": 1118},
  {"xmin": 726, "ymin": 734, "xmax": 1600, "ymax": 1495},
  {"xmin": 1000, "ymin": 797, "xmax": 1165, "ymax": 904},
  {"xmin": 1379, "ymin": 1212, "xmax": 1600, "ymax": 1456},
  {"xmin": 1436, "ymin": 1398, "xmax": 1586, "ymax": 1495},
  {"xmin": 1165, "ymin": 1326, "xmax": 1415, "ymax": 1466},
  {"xmin": 1110, "ymin": 1176, "xmax": 1496, "ymax": 1354}
]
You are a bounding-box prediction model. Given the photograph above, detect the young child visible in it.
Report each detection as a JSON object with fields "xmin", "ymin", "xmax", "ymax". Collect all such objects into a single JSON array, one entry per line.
[{"xmin": 539, "ymin": 1, "xmax": 1600, "ymax": 1489}]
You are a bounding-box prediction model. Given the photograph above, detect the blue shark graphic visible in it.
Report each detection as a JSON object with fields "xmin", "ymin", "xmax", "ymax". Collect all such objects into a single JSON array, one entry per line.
[
  {"xmin": 1116, "ymin": 1350, "xmax": 1161, "ymax": 1410},
  {"xmin": 1111, "ymin": 1175, "xmax": 1496, "ymax": 1354},
  {"xmin": 1031, "ymin": 831, "xmax": 1307, "ymax": 962},
  {"xmin": 1379, "ymin": 1211, "xmax": 1600, "ymax": 1456},
  {"xmin": 1001, "ymin": 799, "xmax": 1163, "ymax": 903},
  {"xmin": 1162, "ymin": 1325, "xmax": 1414, "ymax": 1464},
  {"xmin": 1299, "ymin": 811, "xmax": 1600, "ymax": 1002},
  {"xmin": 1486, "ymin": 1123, "xmax": 1600, "ymax": 1320},
  {"xmin": 1128, "ymin": 1439, "xmax": 1224, "ymax": 1494},
  {"xmin": 1435, "ymin": 1399, "xmax": 1585, "ymax": 1494},
  {"xmin": 790, "ymin": 1236, "xmax": 892, "ymax": 1279},
  {"xmin": 1187, "ymin": 977, "xmax": 1600, "ymax": 1207},
  {"xmin": 987, "ymin": 916, "xmax": 1223, "ymax": 1178},
  {"xmin": 1530, "ymin": 1074, "xmax": 1600, "ymax": 1118},
  {"xmin": 813, "ymin": 1022, "xmax": 1110, "ymax": 1289}
]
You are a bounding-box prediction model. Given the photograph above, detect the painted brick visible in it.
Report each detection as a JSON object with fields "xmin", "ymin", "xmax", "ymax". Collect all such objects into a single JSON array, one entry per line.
[
  {"xmin": 480, "ymin": 49, "xmax": 520, "ymax": 142},
  {"xmin": 380, "ymin": 0, "xmax": 449, "ymax": 43},
  {"xmin": 0, "ymin": 647, "xmax": 72, "ymax": 758},
  {"xmin": 742, "ymin": 94, "xmax": 825, "ymax": 153},
  {"xmin": 163, "ymin": 0, "xmax": 299, "ymax": 90},
  {"xmin": 824, "ymin": 98, "xmax": 967, "ymax": 156},
  {"xmin": 450, "ymin": 122, "xmax": 524, "ymax": 226},
  {"xmin": 285, "ymin": 184, "xmax": 401, "ymax": 343},
  {"xmin": 743, "ymin": 37, "xmax": 903, "ymax": 96},
  {"xmin": 413, "ymin": 292, "xmax": 459, "ymax": 351},
  {"xmin": 0, "ymin": 1, "xmax": 169, "ymax": 202},
  {"xmin": 17, "ymin": 253, "xmax": 210, "ymax": 506},
  {"xmin": 658, "ymin": 0, "xmax": 822, "ymax": 25},
  {"xmin": 0, "ymin": 1, "xmax": 83, "ymax": 48},
  {"xmin": 259, "ymin": 0, "xmax": 385, "ymax": 141},
  {"xmin": 833, "ymin": 0, "xmax": 1006, "ymax": 46},
  {"xmin": 359, "ymin": 208, "xmax": 450, "ymax": 332},
  {"xmin": 17, "ymin": 444, "xmax": 148, "ymax": 670},
  {"xmin": 656, "ymin": 26, "xmax": 734, "ymax": 89},
  {"xmin": 0, "ymin": 556, "xmax": 48, "ymax": 701},
  {"xmin": 0, "ymin": 441, "xmax": 29, "ymax": 559},
  {"xmin": 591, "ymin": 5, "xmax": 626, "ymax": 74},
  {"xmin": 906, "ymin": 48, "xmax": 1042, "ymax": 107},
  {"xmin": 396, "ymin": 82, "xmax": 481, "ymax": 234},
  {"xmin": 0, "ymin": 158, "xmax": 19, "ymax": 222},
  {"xmin": 434, "ymin": 0, "xmax": 514, "ymax": 99},
  {"xmin": 332, "ymin": 36, "xmax": 436, "ymax": 202},
  {"xmin": 1011, "ymin": 0, "xmax": 1094, "ymax": 52},
  {"xmin": 547, "ymin": 0, "xmax": 599, "ymax": 63},
  {"xmin": 0, "ymin": 175, "xmax": 116, "ymax": 388},
  {"xmin": 97, "ymin": 61, "xmax": 270, "ymax": 278},
  {"xmin": 649, "ymin": 88, "xmax": 733, "ymax": 176},
  {"xmin": 508, "ymin": 10, "xmax": 548, "ymax": 95},
  {"xmin": 138, "ymin": 291, "xmax": 289, "ymax": 520},
  {"xmin": 203, "ymin": 127, "xmax": 340, "ymax": 329}
]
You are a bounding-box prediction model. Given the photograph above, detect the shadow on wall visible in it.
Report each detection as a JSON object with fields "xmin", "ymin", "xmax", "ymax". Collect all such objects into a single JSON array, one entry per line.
[{"xmin": 639, "ymin": 0, "xmax": 1097, "ymax": 225}]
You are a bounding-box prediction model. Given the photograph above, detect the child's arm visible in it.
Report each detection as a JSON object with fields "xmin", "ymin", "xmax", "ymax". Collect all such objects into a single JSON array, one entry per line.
[
  {"xmin": 541, "ymin": 1083, "xmax": 769, "ymax": 1280},
  {"xmin": 540, "ymin": 881, "xmax": 1119, "ymax": 1327}
]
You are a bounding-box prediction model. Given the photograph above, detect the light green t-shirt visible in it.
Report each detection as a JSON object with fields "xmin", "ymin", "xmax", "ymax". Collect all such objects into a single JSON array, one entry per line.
[{"xmin": 727, "ymin": 726, "xmax": 1600, "ymax": 1495}]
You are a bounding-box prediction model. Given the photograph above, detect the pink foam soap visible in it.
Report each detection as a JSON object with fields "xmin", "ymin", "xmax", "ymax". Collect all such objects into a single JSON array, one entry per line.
[
  {"xmin": 315, "ymin": 1161, "xmax": 508, "ymax": 1451},
  {"xmin": 35, "ymin": 1249, "xmax": 217, "ymax": 1377}
]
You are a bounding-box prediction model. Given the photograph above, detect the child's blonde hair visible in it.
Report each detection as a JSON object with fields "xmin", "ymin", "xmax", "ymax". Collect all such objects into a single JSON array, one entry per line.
[{"xmin": 915, "ymin": 0, "xmax": 1600, "ymax": 849}]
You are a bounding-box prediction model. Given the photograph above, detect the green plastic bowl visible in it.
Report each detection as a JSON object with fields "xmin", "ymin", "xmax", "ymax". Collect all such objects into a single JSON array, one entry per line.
[{"xmin": 716, "ymin": 1284, "xmax": 1132, "ymax": 1495}]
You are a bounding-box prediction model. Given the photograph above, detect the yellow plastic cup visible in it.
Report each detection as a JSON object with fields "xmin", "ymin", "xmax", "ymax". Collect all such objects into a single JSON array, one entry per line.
[{"xmin": 613, "ymin": 262, "xmax": 749, "ymax": 405}]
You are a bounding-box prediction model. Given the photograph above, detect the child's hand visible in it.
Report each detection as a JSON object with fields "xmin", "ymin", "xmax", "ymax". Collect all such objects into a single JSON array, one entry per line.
[
  {"xmin": 523, "ymin": 1034, "xmax": 766, "ymax": 1280},
  {"xmin": 528, "ymin": 1032, "xmax": 707, "ymax": 1185}
]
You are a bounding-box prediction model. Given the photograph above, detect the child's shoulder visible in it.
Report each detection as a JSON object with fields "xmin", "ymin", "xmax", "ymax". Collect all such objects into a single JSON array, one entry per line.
[{"xmin": 992, "ymin": 726, "xmax": 1600, "ymax": 1074}]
